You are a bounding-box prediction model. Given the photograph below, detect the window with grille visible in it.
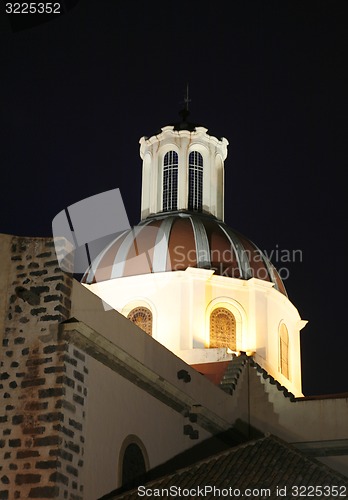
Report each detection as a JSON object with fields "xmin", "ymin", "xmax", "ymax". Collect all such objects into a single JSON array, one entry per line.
[
  {"xmin": 279, "ymin": 323, "xmax": 289, "ymax": 379},
  {"xmin": 163, "ymin": 151, "xmax": 178, "ymax": 211},
  {"xmin": 127, "ymin": 307, "xmax": 152, "ymax": 336},
  {"xmin": 210, "ymin": 308, "xmax": 236, "ymax": 350},
  {"xmin": 188, "ymin": 151, "xmax": 203, "ymax": 211}
]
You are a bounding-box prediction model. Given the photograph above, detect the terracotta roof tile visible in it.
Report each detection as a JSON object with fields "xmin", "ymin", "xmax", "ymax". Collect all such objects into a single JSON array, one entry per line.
[{"xmin": 104, "ymin": 435, "xmax": 348, "ymax": 499}]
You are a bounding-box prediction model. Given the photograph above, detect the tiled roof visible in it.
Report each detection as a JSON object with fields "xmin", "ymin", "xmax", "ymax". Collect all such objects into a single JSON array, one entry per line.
[{"xmin": 103, "ymin": 435, "xmax": 348, "ymax": 499}]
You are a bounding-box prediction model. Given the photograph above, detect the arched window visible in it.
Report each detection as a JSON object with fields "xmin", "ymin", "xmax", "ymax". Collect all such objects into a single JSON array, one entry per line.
[
  {"xmin": 210, "ymin": 308, "xmax": 236, "ymax": 350},
  {"xmin": 279, "ymin": 323, "xmax": 289, "ymax": 379},
  {"xmin": 127, "ymin": 307, "xmax": 152, "ymax": 336},
  {"xmin": 163, "ymin": 151, "xmax": 178, "ymax": 211},
  {"xmin": 121, "ymin": 442, "xmax": 146, "ymax": 487},
  {"xmin": 188, "ymin": 151, "xmax": 203, "ymax": 211}
]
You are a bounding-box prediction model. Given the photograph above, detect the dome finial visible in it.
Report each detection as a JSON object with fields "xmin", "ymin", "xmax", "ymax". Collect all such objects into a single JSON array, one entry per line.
[
  {"xmin": 184, "ymin": 82, "xmax": 191, "ymax": 111},
  {"xmin": 179, "ymin": 83, "xmax": 191, "ymax": 122}
]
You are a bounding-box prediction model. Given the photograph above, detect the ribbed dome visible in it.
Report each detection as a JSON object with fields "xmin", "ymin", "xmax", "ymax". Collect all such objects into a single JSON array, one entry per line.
[{"xmin": 82, "ymin": 212, "xmax": 287, "ymax": 296}]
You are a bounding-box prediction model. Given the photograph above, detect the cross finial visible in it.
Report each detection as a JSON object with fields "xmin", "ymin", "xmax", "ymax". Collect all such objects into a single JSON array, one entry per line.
[{"xmin": 184, "ymin": 83, "xmax": 191, "ymax": 111}]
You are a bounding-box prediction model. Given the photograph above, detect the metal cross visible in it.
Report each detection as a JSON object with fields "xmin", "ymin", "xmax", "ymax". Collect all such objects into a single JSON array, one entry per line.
[{"xmin": 184, "ymin": 83, "xmax": 191, "ymax": 111}]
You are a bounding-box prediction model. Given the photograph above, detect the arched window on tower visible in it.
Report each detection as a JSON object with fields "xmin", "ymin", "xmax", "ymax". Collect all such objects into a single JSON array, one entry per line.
[
  {"xmin": 188, "ymin": 151, "xmax": 203, "ymax": 211},
  {"xmin": 210, "ymin": 308, "xmax": 236, "ymax": 350},
  {"xmin": 279, "ymin": 323, "xmax": 289, "ymax": 379},
  {"xmin": 127, "ymin": 307, "xmax": 152, "ymax": 336},
  {"xmin": 163, "ymin": 151, "xmax": 178, "ymax": 211}
]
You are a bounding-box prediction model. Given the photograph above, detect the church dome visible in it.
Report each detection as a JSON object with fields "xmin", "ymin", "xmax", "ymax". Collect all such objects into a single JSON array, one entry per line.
[{"xmin": 82, "ymin": 211, "xmax": 287, "ymax": 296}]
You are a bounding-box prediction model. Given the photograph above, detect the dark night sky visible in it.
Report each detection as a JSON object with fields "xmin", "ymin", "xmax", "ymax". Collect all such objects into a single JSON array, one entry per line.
[{"xmin": 0, "ymin": 0, "xmax": 347, "ymax": 396}]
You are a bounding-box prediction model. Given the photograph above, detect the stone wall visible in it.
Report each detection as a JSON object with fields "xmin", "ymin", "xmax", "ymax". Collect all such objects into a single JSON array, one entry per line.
[{"xmin": 0, "ymin": 235, "xmax": 87, "ymax": 500}]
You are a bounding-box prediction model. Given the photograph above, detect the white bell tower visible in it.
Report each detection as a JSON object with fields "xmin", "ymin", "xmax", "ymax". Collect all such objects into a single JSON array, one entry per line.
[{"xmin": 139, "ymin": 110, "xmax": 229, "ymax": 221}]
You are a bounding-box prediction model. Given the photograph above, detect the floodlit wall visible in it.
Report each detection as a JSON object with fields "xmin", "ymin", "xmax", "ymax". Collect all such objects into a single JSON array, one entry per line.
[
  {"xmin": 86, "ymin": 267, "xmax": 305, "ymax": 396},
  {"xmin": 235, "ymin": 363, "xmax": 348, "ymax": 476}
]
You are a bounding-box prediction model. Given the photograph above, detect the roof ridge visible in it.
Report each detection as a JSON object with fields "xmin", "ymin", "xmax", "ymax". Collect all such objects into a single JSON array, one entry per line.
[
  {"xmin": 249, "ymin": 358, "xmax": 297, "ymax": 401},
  {"xmin": 219, "ymin": 353, "xmax": 249, "ymax": 395}
]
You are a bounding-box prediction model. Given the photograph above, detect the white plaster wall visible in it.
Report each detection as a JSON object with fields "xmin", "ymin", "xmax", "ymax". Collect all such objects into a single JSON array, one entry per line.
[
  {"xmin": 72, "ymin": 280, "xmax": 236, "ymax": 422},
  {"xmin": 231, "ymin": 365, "xmax": 348, "ymax": 476},
  {"xmin": 71, "ymin": 282, "xmax": 238, "ymax": 499},
  {"xmin": 82, "ymin": 355, "xmax": 212, "ymax": 500},
  {"xmin": 246, "ymin": 370, "xmax": 348, "ymax": 444},
  {"xmin": 259, "ymin": 375, "xmax": 348, "ymax": 476}
]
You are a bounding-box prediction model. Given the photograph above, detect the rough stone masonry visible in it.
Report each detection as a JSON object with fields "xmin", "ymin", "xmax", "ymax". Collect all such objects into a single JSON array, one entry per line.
[{"xmin": 0, "ymin": 234, "xmax": 87, "ymax": 500}]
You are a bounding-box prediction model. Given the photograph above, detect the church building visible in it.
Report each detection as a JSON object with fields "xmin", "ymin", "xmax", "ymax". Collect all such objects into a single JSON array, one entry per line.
[
  {"xmin": 0, "ymin": 112, "xmax": 347, "ymax": 500},
  {"xmin": 82, "ymin": 109, "xmax": 304, "ymax": 398}
]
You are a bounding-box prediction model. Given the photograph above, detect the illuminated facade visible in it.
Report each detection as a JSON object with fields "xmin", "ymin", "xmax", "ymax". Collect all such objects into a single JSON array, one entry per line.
[
  {"xmin": 83, "ymin": 114, "xmax": 307, "ymax": 397},
  {"xmin": 1, "ymin": 115, "xmax": 347, "ymax": 500}
]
